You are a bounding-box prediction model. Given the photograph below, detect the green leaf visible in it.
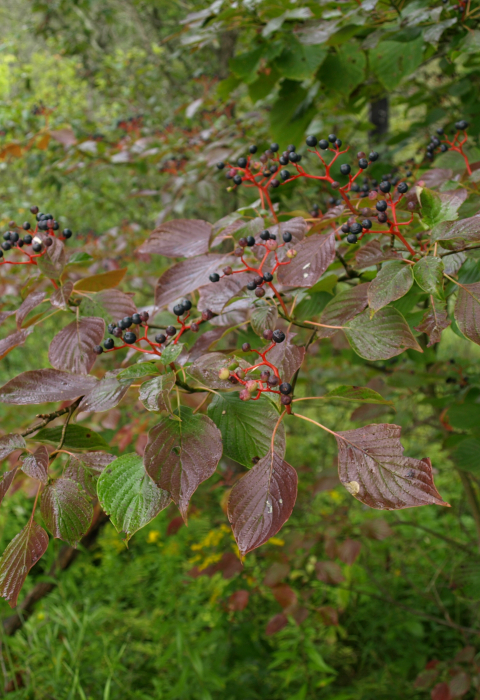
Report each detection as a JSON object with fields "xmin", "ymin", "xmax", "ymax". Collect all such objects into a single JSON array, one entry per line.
[
  {"xmin": 452, "ymin": 438, "xmax": 480, "ymax": 473},
  {"xmin": 229, "ymin": 47, "xmax": 264, "ymax": 84},
  {"xmin": 345, "ymin": 307, "xmax": 423, "ymax": 361},
  {"xmin": 322, "ymin": 386, "xmax": 393, "ymax": 405},
  {"xmin": 160, "ymin": 343, "xmax": 184, "ymax": 365},
  {"xmin": 248, "ymin": 68, "xmax": 280, "ymax": 103},
  {"xmin": 139, "ymin": 373, "xmax": 176, "ymax": 412},
  {"xmin": 117, "ymin": 362, "xmax": 160, "ymax": 383},
  {"xmin": 420, "ymin": 188, "xmax": 462, "ymax": 228},
  {"xmin": 370, "ymin": 37, "xmax": 423, "ymax": 90},
  {"xmin": 34, "ymin": 425, "xmax": 110, "ymax": 451},
  {"xmin": 40, "ymin": 478, "xmax": 93, "ymax": 547},
  {"xmin": 413, "ymin": 256, "xmax": 444, "ymax": 297},
  {"xmin": 270, "ymin": 80, "xmax": 316, "ymax": 147},
  {"xmin": 207, "ymin": 393, "xmax": 285, "ymax": 467},
  {"xmin": 368, "ymin": 262, "xmax": 414, "ymax": 312},
  {"xmin": 97, "ymin": 453, "xmax": 170, "ymax": 542},
  {"xmin": 217, "ymin": 75, "xmax": 241, "ymax": 100},
  {"xmin": 274, "ymin": 40, "xmax": 326, "ymax": 81},
  {"xmin": 318, "ymin": 44, "xmax": 366, "ymax": 97},
  {"xmin": 251, "ymin": 302, "xmax": 278, "ymax": 337},
  {"xmin": 67, "ymin": 252, "xmax": 93, "ymax": 264}
]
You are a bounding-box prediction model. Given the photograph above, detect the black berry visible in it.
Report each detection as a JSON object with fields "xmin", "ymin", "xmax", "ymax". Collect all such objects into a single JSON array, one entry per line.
[
  {"xmin": 63, "ymin": 228, "xmax": 72, "ymax": 239},
  {"xmin": 280, "ymin": 169, "xmax": 291, "ymax": 181},
  {"xmin": 93, "ymin": 345, "xmax": 103, "ymax": 355},
  {"xmin": 397, "ymin": 182, "xmax": 408, "ymax": 194},
  {"xmin": 247, "ymin": 281, "xmax": 257, "ymax": 291},
  {"xmin": 341, "ymin": 224, "xmax": 350, "ymax": 233},
  {"xmin": 318, "ymin": 139, "xmax": 329, "ymax": 150},
  {"xmin": 263, "ymin": 329, "xmax": 274, "ymax": 340},
  {"xmin": 369, "ymin": 151, "xmax": 379, "ymax": 162},
  {"xmin": 377, "ymin": 212, "xmax": 388, "ymax": 223},
  {"xmin": 340, "ymin": 164, "xmax": 351, "ymax": 176},
  {"xmin": 376, "ymin": 200, "xmax": 388, "ymax": 212},
  {"xmin": 287, "ymin": 144, "xmax": 296, "ymax": 152},
  {"xmin": 44, "ymin": 237, "xmax": 53, "ymax": 247},
  {"xmin": 272, "ymin": 330, "xmax": 285, "ymax": 344},
  {"xmin": 263, "ymin": 272, "xmax": 273, "ymax": 282},
  {"xmin": 209, "ymin": 273, "xmax": 220, "ymax": 283},
  {"xmin": 249, "ymin": 145, "xmax": 257, "ymax": 154},
  {"xmin": 260, "ymin": 230, "xmax": 270, "ymax": 240},
  {"xmin": 122, "ymin": 316, "xmax": 133, "ymax": 328},
  {"xmin": 281, "ymin": 395, "xmax": 292, "ymax": 405},
  {"xmin": 280, "ymin": 382, "xmax": 292, "ymax": 395},
  {"xmin": 270, "ymin": 143, "xmax": 279, "ymax": 152},
  {"xmin": 335, "ymin": 139, "xmax": 342, "ymax": 148},
  {"xmin": 113, "ymin": 327, "xmax": 123, "ymax": 338},
  {"xmin": 107, "ymin": 323, "xmax": 117, "ymax": 334},
  {"xmin": 362, "ymin": 219, "xmax": 372, "ymax": 229},
  {"xmin": 255, "ymin": 287, "xmax": 265, "ymax": 298},
  {"xmin": 237, "ymin": 157, "xmax": 247, "ymax": 168},
  {"xmin": 233, "ymin": 175, "xmax": 243, "ymax": 186},
  {"xmin": 379, "ymin": 181, "xmax": 391, "ymax": 193},
  {"xmin": 124, "ymin": 332, "xmax": 137, "ymax": 344},
  {"xmin": 166, "ymin": 326, "xmax": 176, "ymax": 336},
  {"xmin": 104, "ymin": 338, "xmax": 114, "ymax": 350},
  {"xmin": 2, "ymin": 241, "xmax": 11, "ymax": 251},
  {"xmin": 242, "ymin": 342, "xmax": 251, "ymax": 352},
  {"xmin": 328, "ymin": 134, "xmax": 337, "ymax": 143},
  {"xmin": 216, "ymin": 162, "xmax": 225, "ymax": 170},
  {"xmin": 182, "ymin": 300, "xmax": 192, "ymax": 311},
  {"xmin": 282, "ymin": 231, "xmax": 292, "ymax": 242},
  {"xmin": 358, "ymin": 158, "xmax": 368, "ymax": 169},
  {"xmin": 350, "ymin": 223, "xmax": 362, "ymax": 235},
  {"xmin": 132, "ymin": 313, "xmax": 142, "ymax": 325},
  {"xmin": 139, "ymin": 311, "xmax": 149, "ymax": 322},
  {"xmin": 22, "ymin": 222, "xmax": 31, "ymax": 230},
  {"xmin": 155, "ymin": 333, "xmax": 166, "ymax": 344},
  {"xmin": 306, "ymin": 135, "xmax": 317, "ymax": 147},
  {"xmin": 346, "ymin": 233, "xmax": 358, "ymax": 244},
  {"xmin": 173, "ymin": 304, "xmax": 185, "ymax": 316},
  {"xmin": 246, "ymin": 236, "xmax": 255, "ymax": 246}
]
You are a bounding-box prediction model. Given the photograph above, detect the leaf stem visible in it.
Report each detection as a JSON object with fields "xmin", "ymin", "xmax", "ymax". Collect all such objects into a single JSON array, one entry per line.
[{"xmin": 50, "ymin": 397, "xmax": 82, "ymax": 458}]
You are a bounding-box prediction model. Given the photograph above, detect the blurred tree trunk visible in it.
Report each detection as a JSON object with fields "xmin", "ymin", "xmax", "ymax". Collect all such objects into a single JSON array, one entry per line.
[{"xmin": 369, "ymin": 97, "xmax": 389, "ymax": 143}]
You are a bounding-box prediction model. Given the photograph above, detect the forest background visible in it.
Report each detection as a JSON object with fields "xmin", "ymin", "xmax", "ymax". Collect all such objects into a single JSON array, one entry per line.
[{"xmin": 0, "ymin": 0, "xmax": 480, "ymax": 698}]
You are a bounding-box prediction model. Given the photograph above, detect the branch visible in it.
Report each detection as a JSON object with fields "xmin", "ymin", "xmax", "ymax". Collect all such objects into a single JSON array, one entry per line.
[
  {"xmin": 440, "ymin": 245, "xmax": 480, "ymax": 257},
  {"xmin": 390, "ymin": 519, "xmax": 475, "ymax": 555},
  {"xmin": 21, "ymin": 406, "xmax": 74, "ymax": 437}
]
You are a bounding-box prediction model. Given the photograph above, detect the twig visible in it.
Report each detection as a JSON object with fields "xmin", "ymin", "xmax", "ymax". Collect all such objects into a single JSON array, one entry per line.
[
  {"xmin": 21, "ymin": 406, "xmax": 72, "ymax": 437},
  {"xmin": 49, "ymin": 397, "xmax": 82, "ymax": 458}
]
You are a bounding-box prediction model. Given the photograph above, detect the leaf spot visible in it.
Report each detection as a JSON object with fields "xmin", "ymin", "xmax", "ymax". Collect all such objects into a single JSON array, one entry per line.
[{"xmin": 343, "ymin": 481, "xmax": 360, "ymax": 496}]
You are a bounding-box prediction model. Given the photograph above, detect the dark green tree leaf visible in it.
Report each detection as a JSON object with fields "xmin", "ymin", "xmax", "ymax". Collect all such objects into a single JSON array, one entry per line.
[
  {"xmin": 368, "ymin": 262, "xmax": 414, "ymax": 312},
  {"xmin": 34, "ymin": 425, "xmax": 110, "ymax": 451}
]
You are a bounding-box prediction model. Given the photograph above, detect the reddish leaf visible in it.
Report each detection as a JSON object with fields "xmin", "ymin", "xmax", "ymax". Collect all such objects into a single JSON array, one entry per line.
[
  {"xmin": 155, "ymin": 254, "xmax": 228, "ymax": 308},
  {"xmin": 0, "ymin": 467, "xmax": 20, "ymax": 506},
  {"xmin": 292, "ymin": 606, "xmax": 309, "ymax": 625},
  {"xmin": 368, "ymin": 261, "xmax": 414, "ymax": 312},
  {"xmin": 360, "ymin": 519, "xmax": 392, "ymax": 540},
  {"xmin": 0, "ymin": 520, "xmax": 49, "ymax": 607},
  {"xmin": 78, "ymin": 372, "xmax": 131, "ymax": 412},
  {"xmin": 355, "ymin": 239, "xmax": 402, "ymax": 268},
  {"xmin": 454, "ymin": 646, "xmax": 475, "ymax": 662},
  {"xmin": 36, "ymin": 237, "xmax": 65, "ymax": 278},
  {"xmin": 315, "ymin": 561, "xmax": 345, "ymax": 584},
  {"xmin": 50, "ymin": 281, "xmax": 74, "ymax": 309},
  {"xmin": 227, "ymin": 451, "xmax": 297, "ymax": 557},
  {"xmin": 0, "ymin": 310, "xmax": 15, "ymax": 325},
  {"xmin": 449, "ymin": 673, "xmax": 470, "ymax": 698},
  {"xmin": 50, "ymin": 128, "xmax": 77, "ymax": 147},
  {"xmin": 189, "ymin": 352, "xmax": 249, "ymax": 391},
  {"xmin": 74, "ymin": 268, "xmax": 127, "ymax": 292},
  {"xmin": 345, "ymin": 307, "xmax": 422, "ymax": 361},
  {"xmin": 263, "ymin": 562, "xmax": 290, "ymax": 587},
  {"xmin": 139, "ymin": 373, "xmax": 175, "ymax": 412},
  {"xmin": 138, "ymin": 219, "xmax": 212, "ymax": 258},
  {"xmin": 272, "ymin": 583, "xmax": 297, "ymax": 611},
  {"xmin": 318, "ymin": 606, "xmax": 339, "ymax": 626},
  {"xmin": 277, "ymin": 232, "xmax": 335, "ymax": 287},
  {"xmin": 433, "ymin": 213, "xmax": 480, "ymax": 251},
  {"xmin": 265, "ymin": 613, "xmax": 288, "ymax": 636},
  {"xmin": 315, "ymin": 283, "xmax": 370, "ymax": 339},
  {"xmin": 0, "ymin": 369, "xmax": 98, "ymax": 404},
  {"xmin": 454, "ymin": 281, "xmax": 480, "ymax": 345},
  {"xmin": 262, "ymin": 335, "xmax": 305, "ymax": 382},
  {"xmin": 0, "ymin": 434, "xmax": 26, "ymax": 460},
  {"xmin": 198, "ymin": 272, "xmax": 254, "ymax": 313},
  {"xmin": 338, "ymin": 539, "xmax": 362, "ymax": 565},
  {"xmin": 415, "ymin": 297, "xmax": 451, "ymax": 346},
  {"xmin": 84, "ymin": 289, "xmax": 137, "ymax": 321},
  {"xmin": 186, "ymin": 327, "xmax": 230, "ymax": 363},
  {"xmin": 166, "ymin": 515, "xmax": 184, "ymax": 536},
  {"xmin": 64, "ymin": 456, "xmax": 97, "ymax": 498},
  {"xmin": 431, "ymin": 682, "xmax": 452, "ymax": 700},
  {"xmin": 16, "ymin": 291, "xmax": 46, "ymax": 328},
  {"xmin": 40, "ymin": 478, "xmax": 93, "ymax": 547},
  {"xmin": 144, "ymin": 407, "xmax": 223, "ymax": 520},
  {"xmin": 48, "ymin": 316, "xmax": 105, "ymax": 374},
  {"xmin": 0, "ymin": 328, "xmax": 33, "ymax": 360},
  {"xmin": 21, "ymin": 446, "xmax": 49, "ymax": 484},
  {"xmin": 418, "ymin": 168, "xmax": 453, "ymax": 189},
  {"xmin": 335, "ymin": 424, "xmax": 448, "ymax": 510},
  {"xmin": 268, "ymin": 217, "xmax": 307, "ymax": 245},
  {"xmin": 79, "ymin": 451, "xmax": 115, "ymax": 475},
  {"xmin": 414, "ymin": 669, "xmax": 439, "ymax": 689},
  {"xmin": 228, "ymin": 589, "xmax": 249, "ymax": 611}
]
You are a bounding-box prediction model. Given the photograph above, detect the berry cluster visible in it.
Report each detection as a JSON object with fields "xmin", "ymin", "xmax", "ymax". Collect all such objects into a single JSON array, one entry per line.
[
  {"xmin": 425, "ymin": 121, "xmax": 471, "ymax": 175},
  {"xmin": 0, "ymin": 205, "xmax": 73, "ymax": 267},
  {"xmin": 218, "ymin": 328, "xmax": 294, "ymax": 408},
  {"xmin": 93, "ymin": 305, "xmax": 215, "ymax": 356},
  {"xmin": 208, "ymin": 228, "xmax": 294, "ymax": 314}
]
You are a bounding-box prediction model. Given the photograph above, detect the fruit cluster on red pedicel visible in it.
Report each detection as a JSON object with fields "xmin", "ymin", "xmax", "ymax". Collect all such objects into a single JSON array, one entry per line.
[
  {"xmin": 0, "ymin": 205, "xmax": 73, "ymax": 266},
  {"xmin": 425, "ymin": 119, "xmax": 471, "ymax": 174}
]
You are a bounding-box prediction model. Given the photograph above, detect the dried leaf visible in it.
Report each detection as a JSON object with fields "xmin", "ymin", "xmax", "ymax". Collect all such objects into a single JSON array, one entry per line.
[
  {"xmin": 0, "ymin": 521, "xmax": 49, "ymax": 607},
  {"xmin": 155, "ymin": 254, "xmax": 228, "ymax": 308},
  {"xmin": 345, "ymin": 307, "xmax": 422, "ymax": 360},
  {"xmin": 48, "ymin": 316, "xmax": 105, "ymax": 374},
  {"xmin": 335, "ymin": 423, "xmax": 448, "ymax": 510},
  {"xmin": 368, "ymin": 262, "xmax": 414, "ymax": 312},
  {"xmin": 277, "ymin": 232, "xmax": 335, "ymax": 287},
  {"xmin": 21, "ymin": 446, "xmax": 49, "ymax": 484},
  {"xmin": 144, "ymin": 407, "xmax": 223, "ymax": 520},
  {"xmin": 315, "ymin": 283, "xmax": 370, "ymax": 339},
  {"xmin": 272, "ymin": 583, "xmax": 297, "ymax": 611},
  {"xmin": 16, "ymin": 291, "xmax": 46, "ymax": 328},
  {"xmin": 74, "ymin": 268, "xmax": 127, "ymax": 292},
  {"xmin": 227, "ymin": 451, "xmax": 297, "ymax": 556},
  {"xmin": 41, "ymin": 478, "xmax": 93, "ymax": 546},
  {"xmin": 415, "ymin": 297, "xmax": 451, "ymax": 346},
  {"xmin": 138, "ymin": 219, "xmax": 212, "ymax": 258},
  {"xmin": 50, "ymin": 281, "xmax": 74, "ymax": 309},
  {"xmin": 97, "ymin": 453, "xmax": 170, "ymax": 541},
  {"xmin": 0, "ymin": 369, "xmax": 98, "ymax": 404},
  {"xmin": 263, "ymin": 562, "xmax": 290, "ymax": 587},
  {"xmin": 50, "ymin": 128, "xmax": 77, "ymax": 148}
]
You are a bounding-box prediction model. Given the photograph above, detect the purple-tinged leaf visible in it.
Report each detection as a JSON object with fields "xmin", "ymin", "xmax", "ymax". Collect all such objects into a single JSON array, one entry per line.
[
  {"xmin": 186, "ymin": 327, "xmax": 230, "ymax": 363},
  {"xmin": 368, "ymin": 262, "xmax": 414, "ymax": 312},
  {"xmin": 138, "ymin": 219, "xmax": 212, "ymax": 258},
  {"xmin": 265, "ymin": 613, "xmax": 288, "ymax": 636},
  {"xmin": 197, "ymin": 272, "xmax": 254, "ymax": 313},
  {"xmin": 20, "ymin": 446, "xmax": 49, "ymax": 484},
  {"xmin": 335, "ymin": 423, "xmax": 448, "ymax": 510},
  {"xmin": 79, "ymin": 451, "xmax": 115, "ymax": 475},
  {"xmin": 0, "ymin": 310, "xmax": 15, "ymax": 326},
  {"xmin": 48, "ymin": 316, "xmax": 105, "ymax": 374},
  {"xmin": 277, "ymin": 232, "xmax": 335, "ymax": 287},
  {"xmin": 315, "ymin": 283, "xmax": 370, "ymax": 339},
  {"xmin": 36, "ymin": 237, "xmax": 65, "ymax": 278},
  {"xmin": 50, "ymin": 281, "xmax": 74, "ymax": 309},
  {"xmin": 209, "ymin": 302, "xmax": 249, "ymax": 327},
  {"xmin": 0, "ymin": 467, "xmax": 20, "ymax": 506},
  {"xmin": 0, "ymin": 434, "xmax": 26, "ymax": 460},
  {"xmin": 415, "ymin": 297, "xmax": 451, "ymax": 346},
  {"xmin": 413, "ymin": 256, "xmax": 444, "ymax": 296},
  {"xmin": 189, "ymin": 352, "xmax": 250, "ymax": 390},
  {"xmin": 144, "ymin": 407, "xmax": 222, "ymax": 520},
  {"xmin": 454, "ymin": 281, "xmax": 480, "ymax": 344},
  {"xmin": 355, "ymin": 240, "xmax": 402, "ymax": 268},
  {"xmin": 0, "ymin": 369, "xmax": 98, "ymax": 405},
  {"xmin": 78, "ymin": 372, "xmax": 131, "ymax": 412},
  {"xmin": 345, "ymin": 307, "xmax": 422, "ymax": 360},
  {"xmin": 417, "ymin": 168, "xmax": 453, "ymax": 189},
  {"xmin": 262, "ymin": 335, "xmax": 305, "ymax": 382},
  {"xmin": 155, "ymin": 254, "xmax": 229, "ymax": 309},
  {"xmin": 139, "ymin": 373, "xmax": 175, "ymax": 412},
  {"xmin": 251, "ymin": 302, "xmax": 278, "ymax": 336},
  {"xmin": 64, "ymin": 456, "xmax": 97, "ymax": 498},
  {"xmin": 0, "ymin": 328, "xmax": 33, "ymax": 360},
  {"xmin": 97, "ymin": 453, "xmax": 170, "ymax": 541},
  {"xmin": 227, "ymin": 450, "xmax": 297, "ymax": 556},
  {"xmin": 16, "ymin": 291, "xmax": 46, "ymax": 328},
  {"xmin": 40, "ymin": 478, "xmax": 93, "ymax": 547},
  {"xmin": 0, "ymin": 521, "xmax": 49, "ymax": 607},
  {"xmin": 79, "ymin": 289, "xmax": 137, "ymax": 323},
  {"xmin": 440, "ymin": 248, "xmax": 466, "ymax": 276},
  {"xmin": 268, "ymin": 217, "xmax": 307, "ymax": 245},
  {"xmin": 433, "ymin": 213, "xmax": 480, "ymax": 251}
]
